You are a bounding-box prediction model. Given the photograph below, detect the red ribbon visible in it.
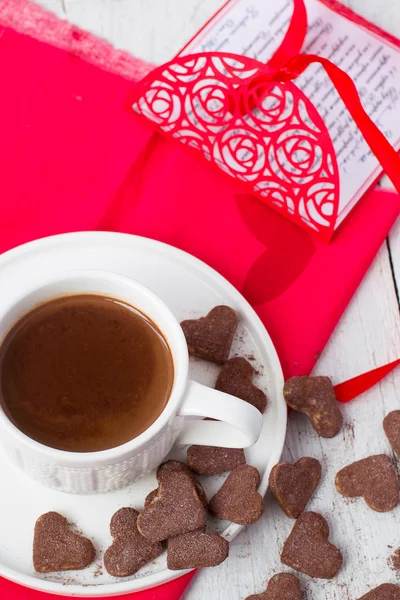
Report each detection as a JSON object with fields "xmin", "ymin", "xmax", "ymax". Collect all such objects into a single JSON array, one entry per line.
[
  {"xmin": 266, "ymin": 0, "xmax": 308, "ymax": 72},
  {"xmin": 334, "ymin": 358, "xmax": 400, "ymax": 403},
  {"xmin": 255, "ymin": 0, "xmax": 400, "ymax": 196}
]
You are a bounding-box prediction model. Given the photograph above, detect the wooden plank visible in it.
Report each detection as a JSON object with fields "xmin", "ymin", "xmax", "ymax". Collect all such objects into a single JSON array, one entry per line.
[
  {"xmin": 389, "ymin": 221, "xmax": 400, "ymax": 300},
  {"xmin": 385, "ymin": 177, "xmax": 400, "ymax": 298},
  {"xmin": 348, "ymin": 0, "xmax": 400, "ymax": 38},
  {"xmin": 31, "ymin": 0, "xmax": 64, "ymax": 16}
]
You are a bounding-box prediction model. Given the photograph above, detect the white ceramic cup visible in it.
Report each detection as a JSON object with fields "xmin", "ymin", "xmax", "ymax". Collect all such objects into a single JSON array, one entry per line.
[{"xmin": 0, "ymin": 270, "xmax": 262, "ymax": 494}]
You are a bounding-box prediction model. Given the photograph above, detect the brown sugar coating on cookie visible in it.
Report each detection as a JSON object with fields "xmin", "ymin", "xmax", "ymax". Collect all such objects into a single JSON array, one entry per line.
[
  {"xmin": 245, "ymin": 573, "xmax": 302, "ymax": 600},
  {"xmin": 284, "ymin": 376, "xmax": 343, "ymax": 438},
  {"xmin": 187, "ymin": 445, "xmax": 246, "ymax": 476},
  {"xmin": 358, "ymin": 584, "xmax": 400, "ymax": 599},
  {"xmin": 215, "ymin": 357, "xmax": 267, "ymax": 413},
  {"xmin": 167, "ymin": 530, "xmax": 229, "ymax": 570},
  {"xmin": 33, "ymin": 512, "xmax": 95, "ymax": 573},
  {"xmin": 389, "ymin": 548, "xmax": 400, "ymax": 572},
  {"xmin": 209, "ymin": 464, "xmax": 264, "ymax": 525},
  {"xmin": 104, "ymin": 508, "xmax": 163, "ymax": 577},
  {"xmin": 281, "ymin": 512, "xmax": 342, "ymax": 579},
  {"xmin": 269, "ymin": 457, "xmax": 322, "ymax": 519},
  {"xmin": 155, "ymin": 460, "xmax": 190, "ymax": 478},
  {"xmin": 180, "ymin": 306, "xmax": 238, "ymax": 364},
  {"xmin": 155, "ymin": 460, "xmax": 208, "ymax": 506},
  {"xmin": 137, "ymin": 462, "xmax": 206, "ymax": 541},
  {"xmin": 335, "ymin": 454, "xmax": 399, "ymax": 513},
  {"xmin": 383, "ymin": 411, "xmax": 400, "ymax": 455},
  {"xmin": 145, "ymin": 489, "xmax": 159, "ymax": 508},
  {"xmin": 145, "ymin": 482, "xmax": 207, "ymax": 509},
  {"xmin": 144, "ymin": 460, "xmax": 208, "ymax": 508}
]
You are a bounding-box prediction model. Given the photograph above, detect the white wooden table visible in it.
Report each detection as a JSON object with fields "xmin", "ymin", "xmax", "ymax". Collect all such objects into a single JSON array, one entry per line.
[{"xmin": 34, "ymin": 1, "xmax": 400, "ymax": 598}]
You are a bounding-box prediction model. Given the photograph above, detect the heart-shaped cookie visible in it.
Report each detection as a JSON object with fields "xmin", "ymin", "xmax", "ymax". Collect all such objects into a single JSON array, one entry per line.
[
  {"xmin": 104, "ymin": 508, "xmax": 163, "ymax": 577},
  {"xmin": 269, "ymin": 457, "xmax": 322, "ymax": 518},
  {"xmin": 180, "ymin": 306, "xmax": 238, "ymax": 364},
  {"xmin": 281, "ymin": 512, "xmax": 342, "ymax": 579},
  {"xmin": 215, "ymin": 357, "xmax": 267, "ymax": 413},
  {"xmin": 209, "ymin": 464, "xmax": 264, "ymax": 525},
  {"xmin": 284, "ymin": 376, "xmax": 342, "ymax": 438},
  {"xmin": 245, "ymin": 573, "xmax": 302, "ymax": 600},
  {"xmin": 358, "ymin": 584, "xmax": 400, "ymax": 599},
  {"xmin": 335, "ymin": 454, "xmax": 399, "ymax": 512},
  {"xmin": 145, "ymin": 461, "xmax": 208, "ymax": 507},
  {"xmin": 137, "ymin": 461, "xmax": 206, "ymax": 541},
  {"xmin": 145, "ymin": 489, "xmax": 159, "ymax": 508},
  {"xmin": 383, "ymin": 411, "xmax": 400, "ymax": 455},
  {"xmin": 187, "ymin": 445, "xmax": 246, "ymax": 476},
  {"xmin": 167, "ymin": 530, "xmax": 229, "ymax": 570},
  {"xmin": 33, "ymin": 512, "xmax": 96, "ymax": 573}
]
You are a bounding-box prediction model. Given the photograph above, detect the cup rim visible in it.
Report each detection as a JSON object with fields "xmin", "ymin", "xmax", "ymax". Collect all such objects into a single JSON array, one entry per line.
[{"xmin": 0, "ymin": 269, "xmax": 189, "ymax": 464}]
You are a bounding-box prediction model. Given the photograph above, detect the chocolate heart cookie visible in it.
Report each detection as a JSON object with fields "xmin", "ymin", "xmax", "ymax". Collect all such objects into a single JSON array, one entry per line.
[
  {"xmin": 215, "ymin": 357, "xmax": 267, "ymax": 413},
  {"xmin": 383, "ymin": 411, "xmax": 400, "ymax": 455},
  {"xmin": 144, "ymin": 489, "xmax": 159, "ymax": 508},
  {"xmin": 281, "ymin": 512, "xmax": 342, "ymax": 579},
  {"xmin": 209, "ymin": 464, "xmax": 264, "ymax": 525},
  {"xmin": 144, "ymin": 462, "xmax": 208, "ymax": 508},
  {"xmin": 284, "ymin": 376, "xmax": 343, "ymax": 438},
  {"xmin": 180, "ymin": 306, "xmax": 238, "ymax": 364},
  {"xmin": 335, "ymin": 454, "xmax": 399, "ymax": 512},
  {"xmin": 104, "ymin": 508, "xmax": 163, "ymax": 577},
  {"xmin": 358, "ymin": 584, "xmax": 400, "ymax": 599},
  {"xmin": 33, "ymin": 512, "xmax": 95, "ymax": 573},
  {"xmin": 167, "ymin": 530, "xmax": 229, "ymax": 570},
  {"xmin": 137, "ymin": 461, "xmax": 206, "ymax": 541},
  {"xmin": 269, "ymin": 457, "xmax": 322, "ymax": 518},
  {"xmin": 245, "ymin": 573, "xmax": 302, "ymax": 600},
  {"xmin": 154, "ymin": 460, "xmax": 208, "ymax": 506},
  {"xmin": 187, "ymin": 445, "xmax": 246, "ymax": 476}
]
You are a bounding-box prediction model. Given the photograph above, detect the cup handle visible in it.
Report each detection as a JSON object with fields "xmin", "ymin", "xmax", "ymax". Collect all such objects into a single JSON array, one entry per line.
[{"xmin": 176, "ymin": 380, "xmax": 263, "ymax": 448}]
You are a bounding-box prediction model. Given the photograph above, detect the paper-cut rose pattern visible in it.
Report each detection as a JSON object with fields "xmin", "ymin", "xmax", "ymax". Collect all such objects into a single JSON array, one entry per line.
[
  {"xmin": 243, "ymin": 82, "xmax": 295, "ymax": 131},
  {"xmin": 214, "ymin": 130, "xmax": 266, "ymax": 180},
  {"xmin": 271, "ymin": 129, "xmax": 323, "ymax": 184},
  {"xmin": 133, "ymin": 52, "xmax": 340, "ymax": 240},
  {"xmin": 186, "ymin": 79, "xmax": 233, "ymax": 133},
  {"xmin": 140, "ymin": 84, "xmax": 182, "ymax": 132}
]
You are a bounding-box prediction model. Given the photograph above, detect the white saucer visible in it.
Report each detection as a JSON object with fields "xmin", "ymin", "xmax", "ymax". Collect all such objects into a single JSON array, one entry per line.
[{"xmin": 0, "ymin": 232, "xmax": 286, "ymax": 597}]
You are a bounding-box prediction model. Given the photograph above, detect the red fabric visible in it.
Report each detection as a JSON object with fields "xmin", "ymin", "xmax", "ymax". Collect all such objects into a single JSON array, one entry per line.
[
  {"xmin": 0, "ymin": 572, "xmax": 197, "ymax": 600},
  {"xmin": 335, "ymin": 359, "xmax": 400, "ymax": 403},
  {"xmin": 0, "ymin": 1, "xmax": 400, "ymax": 598}
]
